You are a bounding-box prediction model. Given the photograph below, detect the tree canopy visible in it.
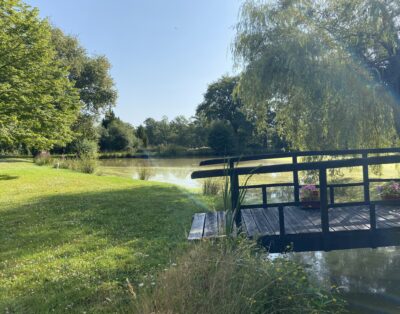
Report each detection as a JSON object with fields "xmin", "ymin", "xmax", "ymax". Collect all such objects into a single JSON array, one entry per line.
[
  {"xmin": 0, "ymin": 0, "xmax": 80, "ymax": 150},
  {"xmin": 234, "ymin": 0, "xmax": 399, "ymax": 150}
]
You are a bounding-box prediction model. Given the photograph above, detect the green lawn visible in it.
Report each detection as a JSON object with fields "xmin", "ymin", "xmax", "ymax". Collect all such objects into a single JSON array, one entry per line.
[{"xmin": 0, "ymin": 160, "xmax": 209, "ymax": 313}]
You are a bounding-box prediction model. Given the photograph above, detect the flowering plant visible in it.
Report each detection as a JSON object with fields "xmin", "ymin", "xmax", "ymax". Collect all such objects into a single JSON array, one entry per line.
[
  {"xmin": 300, "ymin": 184, "xmax": 320, "ymax": 201},
  {"xmin": 377, "ymin": 181, "xmax": 400, "ymax": 200}
]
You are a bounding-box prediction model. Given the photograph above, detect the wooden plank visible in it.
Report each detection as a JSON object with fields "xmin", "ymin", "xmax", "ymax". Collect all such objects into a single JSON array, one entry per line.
[
  {"xmin": 285, "ymin": 207, "xmax": 321, "ymax": 233},
  {"xmin": 280, "ymin": 207, "xmax": 303, "ymax": 234},
  {"xmin": 329, "ymin": 208, "xmax": 353, "ymax": 231},
  {"xmin": 329, "ymin": 207, "xmax": 369, "ymax": 231},
  {"xmin": 188, "ymin": 213, "xmax": 206, "ymax": 240},
  {"xmin": 217, "ymin": 211, "xmax": 226, "ymax": 236},
  {"xmin": 342, "ymin": 206, "xmax": 370, "ymax": 230},
  {"xmin": 260, "ymin": 208, "xmax": 280, "ymax": 234},
  {"xmin": 376, "ymin": 205, "xmax": 400, "ymax": 228},
  {"xmin": 204, "ymin": 212, "xmax": 218, "ymax": 238},
  {"xmin": 241, "ymin": 209, "xmax": 260, "ymax": 237},
  {"xmin": 250, "ymin": 208, "xmax": 276, "ymax": 235},
  {"xmin": 265, "ymin": 207, "xmax": 297, "ymax": 235}
]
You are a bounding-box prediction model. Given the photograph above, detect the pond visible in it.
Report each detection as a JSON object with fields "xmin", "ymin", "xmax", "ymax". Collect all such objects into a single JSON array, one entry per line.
[{"xmin": 99, "ymin": 157, "xmax": 400, "ymax": 313}]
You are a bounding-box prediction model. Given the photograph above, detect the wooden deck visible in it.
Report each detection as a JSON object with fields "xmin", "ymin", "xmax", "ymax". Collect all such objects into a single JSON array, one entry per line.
[{"xmin": 188, "ymin": 205, "xmax": 400, "ymax": 252}]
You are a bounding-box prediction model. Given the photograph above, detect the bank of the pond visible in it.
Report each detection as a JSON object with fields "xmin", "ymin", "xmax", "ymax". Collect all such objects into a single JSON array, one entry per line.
[{"xmin": 0, "ymin": 160, "xmax": 212, "ymax": 313}]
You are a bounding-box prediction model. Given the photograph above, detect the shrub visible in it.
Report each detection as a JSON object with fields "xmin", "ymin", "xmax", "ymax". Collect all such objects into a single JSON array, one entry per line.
[
  {"xmin": 52, "ymin": 157, "xmax": 97, "ymax": 174},
  {"xmin": 34, "ymin": 151, "xmax": 52, "ymax": 166},
  {"xmin": 73, "ymin": 139, "xmax": 98, "ymax": 159},
  {"xmin": 78, "ymin": 157, "xmax": 97, "ymax": 174},
  {"xmin": 136, "ymin": 164, "xmax": 153, "ymax": 180},
  {"xmin": 134, "ymin": 239, "xmax": 344, "ymax": 314},
  {"xmin": 202, "ymin": 178, "xmax": 221, "ymax": 196}
]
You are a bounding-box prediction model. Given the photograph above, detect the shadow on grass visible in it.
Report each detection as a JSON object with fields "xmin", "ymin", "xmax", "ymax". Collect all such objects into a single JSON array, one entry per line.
[
  {"xmin": 0, "ymin": 185, "xmax": 206, "ymax": 313},
  {"xmin": 0, "ymin": 175, "xmax": 18, "ymax": 180}
]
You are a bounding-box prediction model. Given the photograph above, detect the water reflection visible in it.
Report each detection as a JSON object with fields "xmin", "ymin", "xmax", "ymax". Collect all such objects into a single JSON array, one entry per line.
[
  {"xmin": 99, "ymin": 158, "xmax": 208, "ymax": 188},
  {"xmin": 290, "ymin": 248, "xmax": 400, "ymax": 313}
]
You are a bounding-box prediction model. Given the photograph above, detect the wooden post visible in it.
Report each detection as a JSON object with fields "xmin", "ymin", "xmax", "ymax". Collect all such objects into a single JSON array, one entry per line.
[
  {"xmin": 362, "ymin": 153, "xmax": 370, "ymax": 204},
  {"xmin": 319, "ymin": 167, "xmax": 329, "ymax": 235},
  {"xmin": 262, "ymin": 186, "xmax": 267, "ymax": 209},
  {"xmin": 329, "ymin": 186, "xmax": 335, "ymax": 205},
  {"xmin": 278, "ymin": 205, "xmax": 285, "ymax": 236},
  {"xmin": 229, "ymin": 159, "xmax": 240, "ymax": 226},
  {"xmin": 293, "ymin": 155, "xmax": 300, "ymax": 204}
]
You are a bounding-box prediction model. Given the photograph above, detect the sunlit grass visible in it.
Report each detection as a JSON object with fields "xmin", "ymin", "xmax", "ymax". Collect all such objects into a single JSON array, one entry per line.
[{"xmin": 0, "ymin": 160, "xmax": 210, "ymax": 313}]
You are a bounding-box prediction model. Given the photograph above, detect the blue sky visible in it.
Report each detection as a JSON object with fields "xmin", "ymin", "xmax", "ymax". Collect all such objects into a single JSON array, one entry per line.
[{"xmin": 26, "ymin": 0, "xmax": 242, "ymax": 126}]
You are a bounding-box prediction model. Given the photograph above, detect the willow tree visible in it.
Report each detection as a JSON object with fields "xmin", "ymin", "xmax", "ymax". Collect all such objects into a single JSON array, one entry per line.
[
  {"xmin": 233, "ymin": 0, "xmax": 399, "ymax": 150},
  {"xmin": 0, "ymin": 0, "xmax": 80, "ymax": 150}
]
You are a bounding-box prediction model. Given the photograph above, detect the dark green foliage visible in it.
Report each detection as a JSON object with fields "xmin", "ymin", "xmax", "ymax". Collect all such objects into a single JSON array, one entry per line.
[
  {"xmin": 136, "ymin": 125, "xmax": 148, "ymax": 147},
  {"xmin": 99, "ymin": 114, "xmax": 138, "ymax": 152},
  {"xmin": 207, "ymin": 121, "xmax": 237, "ymax": 155},
  {"xmin": 73, "ymin": 139, "xmax": 98, "ymax": 159},
  {"xmin": 196, "ymin": 76, "xmax": 247, "ymax": 133},
  {"xmin": 0, "ymin": 0, "xmax": 80, "ymax": 150}
]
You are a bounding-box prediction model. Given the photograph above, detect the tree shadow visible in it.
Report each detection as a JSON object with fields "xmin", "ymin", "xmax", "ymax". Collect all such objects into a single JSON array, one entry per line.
[
  {"xmin": 0, "ymin": 185, "xmax": 206, "ymax": 312},
  {"xmin": 0, "ymin": 174, "xmax": 18, "ymax": 180}
]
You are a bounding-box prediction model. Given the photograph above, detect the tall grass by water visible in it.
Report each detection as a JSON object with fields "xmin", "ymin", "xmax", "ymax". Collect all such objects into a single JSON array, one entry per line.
[{"xmin": 135, "ymin": 239, "xmax": 344, "ymax": 314}]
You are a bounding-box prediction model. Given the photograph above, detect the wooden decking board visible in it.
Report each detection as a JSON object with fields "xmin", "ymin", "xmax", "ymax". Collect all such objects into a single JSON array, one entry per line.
[
  {"xmin": 188, "ymin": 213, "xmax": 206, "ymax": 240},
  {"xmin": 264, "ymin": 207, "xmax": 294, "ymax": 234},
  {"xmin": 241, "ymin": 208, "xmax": 260, "ymax": 237},
  {"xmin": 260, "ymin": 208, "xmax": 279, "ymax": 234},
  {"xmin": 348, "ymin": 207, "xmax": 375, "ymax": 230},
  {"xmin": 204, "ymin": 212, "xmax": 218, "ymax": 238},
  {"xmin": 328, "ymin": 207, "xmax": 369, "ymax": 231},
  {"xmin": 188, "ymin": 205, "xmax": 400, "ymax": 247},
  {"xmin": 339, "ymin": 207, "xmax": 370, "ymax": 230},
  {"xmin": 251, "ymin": 208, "xmax": 276, "ymax": 235},
  {"xmin": 376, "ymin": 206, "xmax": 400, "ymax": 228},
  {"xmin": 285, "ymin": 207, "xmax": 321, "ymax": 233}
]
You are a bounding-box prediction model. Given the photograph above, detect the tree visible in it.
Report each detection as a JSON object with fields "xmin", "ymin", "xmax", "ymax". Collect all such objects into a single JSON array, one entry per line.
[
  {"xmin": 136, "ymin": 125, "xmax": 148, "ymax": 147},
  {"xmin": 0, "ymin": 0, "xmax": 80, "ymax": 150},
  {"xmin": 234, "ymin": 0, "xmax": 398, "ymax": 151},
  {"xmin": 320, "ymin": 0, "xmax": 400, "ymax": 133},
  {"xmin": 50, "ymin": 28, "xmax": 117, "ymax": 152},
  {"xmin": 143, "ymin": 117, "xmax": 171, "ymax": 146},
  {"xmin": 99, "ymin": 118, "xmax": 138, "ymax": 152},
  {"xmin": 196, "ymin": 76, "xmax": 248, "ymax": 134},
  {"xmin": 207, "ymin": 121, "xmax": 237, "ymax": 155}
]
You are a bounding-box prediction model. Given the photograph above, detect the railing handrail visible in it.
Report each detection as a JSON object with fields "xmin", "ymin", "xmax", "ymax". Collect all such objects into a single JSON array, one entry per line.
[
  {"xmin": 199, "ymin": 147, "xmax": 400, "ymax": 166},
  {"xmin": 192, "ymin": 155, "xmax": 400, "ymax": 179}
]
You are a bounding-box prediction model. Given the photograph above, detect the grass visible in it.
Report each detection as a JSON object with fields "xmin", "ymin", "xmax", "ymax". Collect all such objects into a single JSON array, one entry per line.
[{"xmin": 0, "ymin": 160, "xmax": 210, "ymax": 313}]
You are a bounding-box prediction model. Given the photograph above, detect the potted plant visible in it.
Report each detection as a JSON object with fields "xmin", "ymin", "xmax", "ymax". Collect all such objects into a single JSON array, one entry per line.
[
  {"xmin": 300, "ymin": 184, "xmax": 320, "ymax": 209},
  {"xmin": 377, "ymin": 181, "xmax": 400, "ymax": 201}
]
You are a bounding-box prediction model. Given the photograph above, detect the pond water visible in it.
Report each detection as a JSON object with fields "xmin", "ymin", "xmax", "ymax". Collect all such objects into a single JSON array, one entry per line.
[{"xmin": 99, "ymin": 157, "xmax": 400, "ymax": 313}]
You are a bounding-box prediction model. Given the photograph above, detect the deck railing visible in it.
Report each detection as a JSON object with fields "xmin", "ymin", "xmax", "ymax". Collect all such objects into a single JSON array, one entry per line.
[{"xmin": 191, "ymin": 148, "xmax": 400, "ymax": 236}]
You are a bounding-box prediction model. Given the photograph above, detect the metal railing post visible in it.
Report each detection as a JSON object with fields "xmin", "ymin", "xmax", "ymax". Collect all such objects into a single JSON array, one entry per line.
[
  {"xmin": 293, "ymin": 155, "xmax": 300, "ymax": 204},
  {"xmin": 319, "ymin": 167, "xmax": 329, "ymax": 235},
  {"xmin": 362, "ymin": 153, "xmax": 370, "ymax": 204}
]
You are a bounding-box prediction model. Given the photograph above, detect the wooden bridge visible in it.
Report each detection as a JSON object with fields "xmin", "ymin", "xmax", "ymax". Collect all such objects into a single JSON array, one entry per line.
[{"xmin": 188, "ymin": 148, "xmax": 400, "ymax": 253}]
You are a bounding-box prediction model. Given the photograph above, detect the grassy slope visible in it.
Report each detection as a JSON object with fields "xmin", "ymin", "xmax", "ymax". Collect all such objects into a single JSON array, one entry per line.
[{"xmin": 0, "ymin": 160, "xmax": 209, "ymax": 313}]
